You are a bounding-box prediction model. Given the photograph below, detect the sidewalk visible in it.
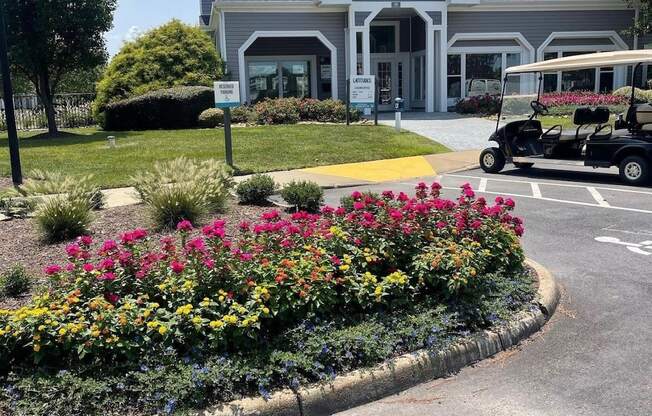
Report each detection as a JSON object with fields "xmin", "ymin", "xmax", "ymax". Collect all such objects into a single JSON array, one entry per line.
[{"xmin": 101, "ymin": 150, "xmax": 480, "ymax": 208}]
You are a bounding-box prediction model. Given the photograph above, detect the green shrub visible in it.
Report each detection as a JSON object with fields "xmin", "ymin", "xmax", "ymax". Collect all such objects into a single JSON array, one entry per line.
[
  {"xmin": 0, "ymin": 265, "xmax": 32, "ymax": 298},
  {"xmin": 103, "ymin": 86, "xmax": 214, "ymax": 130},
  {"xmin": 298, "ymin": 98, "xmax": 359, "ymax": 122},
  {"xmin": 133, "ymin": 157, "xmax": 233, "ymax": 229},
  {"xmin": 35, "ymin": 194, "xmax": 93, "ymax": 243},
  {"xmin": 230, "ymin": 105, "xmax": 258, "ymax": 124},
  {"xmin": 198, "ymin": 108, "xmax": 224, "ymax": 128},
  {"xmin": 340, "ymin": 191, "xmax": 380, "ymax": 211},
  {"xmin": 613, "ymin": 86, "xmax": 652, "ymax": 104},
  {"xmin": 280, "ymin": 180, "xmax": 323, "ymax": 212},
  {"xmin": 235, "ymin": 174, "xmax": 276, "ymax": 205},
  {"xmin": 254, "ymin": 98, "xmax": 301, "ymax": 124},
  {"xmin": 455, "ymin": 94, "xmax": 501, "ymax": 115},
  {"xmin": 94, "ymin": 20, "xmax": 222, "ymax": 119}
]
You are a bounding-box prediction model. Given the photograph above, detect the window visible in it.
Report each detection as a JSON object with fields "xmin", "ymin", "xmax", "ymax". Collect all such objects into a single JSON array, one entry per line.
[
  {"xmin": 447, "ymin": 51, "xmax": 523, "ymax": 103},
  {"xmin": 413, "ymin": 54, "xmax": 425, "ymax": 101},
  {"xmin": 543, "ymin": 50, "xmax": 616, "ymax": 93},
  {"xmin": 447, "ymin": 54, "xmax": 461, "ymax": 99},
  {"xmin": 398, "ymin": 62, "xmax": 403, "ymax": 98},
  {"xmin": 247, "ymin": 58, "xmax": 313, "ymax": 102},
  {"xmin": 505, "ymin": 53, "xmax": 522, "ymax": 95},
  {"xmin": 561, "ymin": 51, "xmax": 595, "ymax": 91},
  {"xmin": 543, "ymin": 52, "xmax": 558, "ymax": 93},
  {"xmin": 248, "ymin": 62, "xmax": 279, "ymax": 102},
  {"xmin": 370, "ymin": 25, "xmax": 395, "ymax": 53}
]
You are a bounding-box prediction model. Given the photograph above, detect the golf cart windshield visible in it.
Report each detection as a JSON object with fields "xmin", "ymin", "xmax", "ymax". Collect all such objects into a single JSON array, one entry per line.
[{"xmin": 498, "ymin": 75, "xmax": 536, "ymax": 129}]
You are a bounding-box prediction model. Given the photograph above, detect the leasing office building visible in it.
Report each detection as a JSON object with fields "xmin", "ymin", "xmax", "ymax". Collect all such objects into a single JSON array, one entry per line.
[{"xmin": 200, "ymin": 0, "xmax": 643, "ymax": 112}]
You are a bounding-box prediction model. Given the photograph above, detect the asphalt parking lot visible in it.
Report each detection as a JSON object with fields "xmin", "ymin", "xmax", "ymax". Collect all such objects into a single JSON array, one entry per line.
[{"xmin": 325, "ymin": 164, "xmax": 652, "ymax": 416}]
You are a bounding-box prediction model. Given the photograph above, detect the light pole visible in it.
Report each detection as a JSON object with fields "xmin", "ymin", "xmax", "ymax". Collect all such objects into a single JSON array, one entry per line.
[{"xmin": 0, "ymin": 1, "xmax": 22, "ymax": 185}]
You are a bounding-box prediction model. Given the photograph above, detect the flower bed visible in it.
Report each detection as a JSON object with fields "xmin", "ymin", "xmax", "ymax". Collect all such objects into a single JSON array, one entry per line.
[{"xmin": 0, "ymin": 183, "xmax": 534, "ymax": 415}]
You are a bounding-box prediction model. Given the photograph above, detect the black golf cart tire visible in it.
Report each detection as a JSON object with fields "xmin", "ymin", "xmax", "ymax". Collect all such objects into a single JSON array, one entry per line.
[
  {"xmin": 514, "ymin": 162, "xmax": 535, "ymax": 169},
  {"xmin": 480, "ymin": 148, "xmax": 505, "ymax": 173},
  {"xmin": 619, "ymin": 155, "xmax": 650, "ymax": 185}
]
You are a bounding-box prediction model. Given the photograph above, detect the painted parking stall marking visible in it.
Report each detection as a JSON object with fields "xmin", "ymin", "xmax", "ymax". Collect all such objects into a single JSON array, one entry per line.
[
  {"xmin": 594, "ymin": 236, "xmax": 652, "ymax": 256},
  {"xmin": 439, "ymin": 173, "xmax": 652, "ymax": 214}
]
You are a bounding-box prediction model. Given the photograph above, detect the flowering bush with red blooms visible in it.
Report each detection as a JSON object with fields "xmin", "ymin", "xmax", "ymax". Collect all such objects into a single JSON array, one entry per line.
[
  {"xmin": 0, "ymin": 183, "xmax": 525, "ymax": 366},
  {"xmin": 540, "ymin": 91, "xmax": 627, "ymax": 108}
]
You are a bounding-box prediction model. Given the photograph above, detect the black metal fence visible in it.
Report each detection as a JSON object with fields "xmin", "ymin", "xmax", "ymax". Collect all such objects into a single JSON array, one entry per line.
[{"xmin": 0, "ymin": 93, "xmax": 95, "ymax": 130}]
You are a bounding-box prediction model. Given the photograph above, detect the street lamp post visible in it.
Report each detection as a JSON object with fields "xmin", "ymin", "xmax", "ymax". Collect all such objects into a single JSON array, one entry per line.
[{"xmin": 0, "ymin": 1, "xmax": 22, "ymax": 185}]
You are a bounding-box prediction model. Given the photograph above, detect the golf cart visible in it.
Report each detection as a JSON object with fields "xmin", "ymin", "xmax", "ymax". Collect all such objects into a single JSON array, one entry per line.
[{"xmin": 479, "ymin": 50, "xmax": 652, "ymax": 185}]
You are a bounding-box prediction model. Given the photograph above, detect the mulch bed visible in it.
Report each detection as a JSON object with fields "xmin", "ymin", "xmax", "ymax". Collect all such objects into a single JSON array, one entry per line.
[
  {"xmin": 0, "ymin": 177, "xmax": 13, "ymax": 192},
  {"xmin": 0, "ymin": 200, "xmax": 271, "ymax": 309}
]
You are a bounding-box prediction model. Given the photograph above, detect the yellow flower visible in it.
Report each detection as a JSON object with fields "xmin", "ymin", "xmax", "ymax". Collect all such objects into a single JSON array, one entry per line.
[
  {"xmin": 223, "ymin": 315, "xmax": 238, "ymax": 325},
  {"xmin": 158, "ymin": 325, "xmax": 168, "ymax": 335},
  {"xmin": 147, "ymin": 321, "xmax": 159, "ymax": 329},
  {"xmin": 33, "ymin": 344, "xmax": 41, "ymax": 352},
  {"xmin": 339, "ymin": 264, "xmax": 350, "ymax": 272},
  {"xmin": 262, "ymin": 307, "xmax": 270, "ymax": 315},
  {"xmin": 58, "ymin": 328, "xmax": 67, "ymax": 336},
  {"xmin": 38, "ymin": 325, "xmax": 46, "ymax": 331},
  {"xmin": 91, "ymin": 330, "xmax": 101, "ymax": 337},
  {"xmin": 192, "ymin": 316, "xmax": 202, "ymax": 325},
  {"xmin": 209, "ymin": 320, "xmax": 224, "ymax": 329},
  {"xmin": 175, "ymin": 304, "xmax": 193, "ymax": 315},
  {"xmin": 374, "ymin": 286, "xmax": 383, "ymax": 296},
  {"xmin": 143, "ymin": 309, "xmax": 151, "ymax": 318}
]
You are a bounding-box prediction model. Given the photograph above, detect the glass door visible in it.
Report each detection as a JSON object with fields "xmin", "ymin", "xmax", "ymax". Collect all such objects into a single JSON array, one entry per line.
[
  {"xmin": 376, "ymin": 61, "xmax": 394, "ymax": 111},
  {"xmin": 282, "ymin": 61, "xmax": 311, "ymax": 99}
]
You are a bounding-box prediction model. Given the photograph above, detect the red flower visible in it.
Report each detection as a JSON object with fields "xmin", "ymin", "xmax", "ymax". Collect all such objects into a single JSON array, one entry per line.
[{"xmin": 171, "ymin": 261, "xmax": 185, "ymax": 274}]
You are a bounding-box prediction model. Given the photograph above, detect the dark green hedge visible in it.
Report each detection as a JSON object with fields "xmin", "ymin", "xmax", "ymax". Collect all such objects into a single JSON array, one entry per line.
[{"xmin": 103, "ymin": 86, "xmax": 213, "ymax": 130}]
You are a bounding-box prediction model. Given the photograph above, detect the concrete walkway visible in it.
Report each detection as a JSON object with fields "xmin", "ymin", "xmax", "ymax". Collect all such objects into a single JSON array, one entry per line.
[
  {"xmin": 100, "ymin": 151, "xmax": 480, "ymax": 208},
  {"xmin": 378, "ymin": 112, "xmax": 496, "ymax": 151}
]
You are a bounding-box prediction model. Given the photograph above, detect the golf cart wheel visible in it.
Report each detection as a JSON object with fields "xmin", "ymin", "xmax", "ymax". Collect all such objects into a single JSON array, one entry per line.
[
  {"xmin": 619, "ymin": 155, "xmax": 650, "ymax": 185},
  {"xmin": 514, "ymin": 162, "xmax": 535, "ymax": 169},
  {"xmin": 480, "ymin": 148, "xmax": 505, "ymax": 173}
]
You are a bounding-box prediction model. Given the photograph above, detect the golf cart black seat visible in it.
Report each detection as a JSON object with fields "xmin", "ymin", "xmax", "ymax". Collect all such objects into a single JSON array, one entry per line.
[{"xmin": 541, "ymin": 107, "xmax": 610, "ymax": 142}]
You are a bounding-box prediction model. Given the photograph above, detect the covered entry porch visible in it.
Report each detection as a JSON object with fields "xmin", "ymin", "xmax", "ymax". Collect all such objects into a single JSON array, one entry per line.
[{"xmin": 346, "ymin": 2, "xmax": 448, "ymax": 112}]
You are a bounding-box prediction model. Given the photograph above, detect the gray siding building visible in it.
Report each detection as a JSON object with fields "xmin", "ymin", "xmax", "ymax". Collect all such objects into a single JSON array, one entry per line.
[{"xmin": 201, "ymin": 0, "xmax": 642, "ymax": 112}]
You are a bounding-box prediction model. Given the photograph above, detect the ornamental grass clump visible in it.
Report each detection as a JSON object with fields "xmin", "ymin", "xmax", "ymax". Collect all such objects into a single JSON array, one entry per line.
[
  {"xmin": 34, "ymin": 192, "xmax": 94, "ymax": 243},
  {"xmin": 0, "ymin": 181, "xmax": 526, "ymax": 370},
  {"xmin": 0, "ymin": 265, "xmax": 32, "ymax": 299},
  {"xmin": 132, "ymin": 157, "xmax": 233, "ymax": 229}
]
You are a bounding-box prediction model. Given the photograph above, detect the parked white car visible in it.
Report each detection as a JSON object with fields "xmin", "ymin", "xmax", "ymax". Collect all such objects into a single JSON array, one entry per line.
[{"xmin": 466, "ymin": 79, "xmax": 502, "ymax": 97}]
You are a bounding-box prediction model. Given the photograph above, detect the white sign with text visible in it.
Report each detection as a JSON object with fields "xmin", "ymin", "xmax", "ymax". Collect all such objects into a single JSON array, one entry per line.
[
  {"xmin": 214, "ymin": 81, "xmax": 240, "ymax": 109},
  {"xmin": 350, "ymin": 76, "xmax": 375, "ymax": 109}
]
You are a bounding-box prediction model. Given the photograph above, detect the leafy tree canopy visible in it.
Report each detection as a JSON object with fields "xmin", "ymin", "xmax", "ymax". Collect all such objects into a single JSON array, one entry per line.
[
  {"xmin": 624, "ymin": 0, "xmax": 652, "ymax": 37},
  {"xmin": 94, "ymin": 19, "xmax": 222, "ymax": 116},
  {"xmin": 4, "ymin": 0, "xmax": 116, "ymax": 134}
]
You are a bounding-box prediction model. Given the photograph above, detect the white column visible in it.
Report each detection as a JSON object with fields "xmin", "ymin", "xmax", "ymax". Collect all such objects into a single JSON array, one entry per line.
[
  {"xmin": 425, "ymin": 23, "xmax": 435, "ymax": 113},
  {"xmin": 349, "ymin": 28, "xmax": 358, "ymax": 78},
  {"xmin": 362, "ymin": 27, "xmax": 371, "ymax": 75}
]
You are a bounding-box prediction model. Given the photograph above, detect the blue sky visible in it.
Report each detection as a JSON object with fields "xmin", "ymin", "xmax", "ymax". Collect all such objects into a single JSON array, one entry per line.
[{"xmin": 105, "ymin": 0, "xmax": 199, "ymax": 57}]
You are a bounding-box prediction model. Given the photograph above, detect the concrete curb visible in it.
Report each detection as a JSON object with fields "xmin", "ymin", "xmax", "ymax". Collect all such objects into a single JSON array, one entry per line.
[{"xmin": 201, "ymin": 258, "xmax": 560, "ymax": 416}]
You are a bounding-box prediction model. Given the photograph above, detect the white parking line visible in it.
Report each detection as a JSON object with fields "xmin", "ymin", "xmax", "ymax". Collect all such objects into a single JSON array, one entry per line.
[
  {"xmin": 531, "ymin": 183, "xmax": 542, "ymax": 199},
  {"xmin": 587, "ymin": 187, "xmax": 611, "ymax": 207},
  {"xmin": 437, "ymin": 174, "xmax": 652, "ymax": 215},
  {"xmin": 478, "ymin": 178, "xmax": 488, "ymax": 192}
]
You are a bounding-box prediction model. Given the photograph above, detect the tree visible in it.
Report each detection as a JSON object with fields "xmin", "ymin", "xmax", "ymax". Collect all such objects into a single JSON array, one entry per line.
[
  {"xmin": 3, "ymin": 0, "xmax": 116, "ymax": 135},
  {"xmin": 624, "ymin": 1, "xmax": 652, "ymax": 39},
  {"xmin": 93, "ymin": 20, "xmax": 222, "ymax": 121}
]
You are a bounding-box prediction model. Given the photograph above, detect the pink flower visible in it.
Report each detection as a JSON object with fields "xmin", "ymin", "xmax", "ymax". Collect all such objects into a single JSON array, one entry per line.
[
  {"xmin": 99, "ymin": 240, "xmax": 118, "ymax": 254},
  {"xmin": 203, "ymin": 258, "xmax": 215, "ymax": 269},
  {"xmin": 436, "ymin": 221, "xmax": 447, "ymax": 229},
  {"xmin": 470, "ymin": 220, "xmax": 483, "ymax": 229},
  {"xmin": 504, "ymin": 198, "xmax": 515, "ymax": 208},
  {"xmin": 171, "ymin": 260, "xmax": 185, "ymax": 274},
  {"xmin": 495, "ymin": 196, "xmax": 504, "ymax": 205},
  {"xmin": 185, "ymin": 237, "xmax": 206, "ymax": 253},
  {"xmin": 104, "ymin": 293, "xmax": 120, "ymax": 304},
  {"xmin": 98, "ymin": 258, "xmax": 114, "ymax": 271},
  {"xmin": 82, "ymin": 263, "xmax": 95, "ymax": 272},
  {"xmin": 78, "ymin": 235, "xmax": 93, "ymax": 246},
  {"xmin": 382, "ymin": 190, "xmax": 395, "ymax": 200},
  {"xmin": 99, "ymin": 272, "xmax": 116, "ymax": 281},
  {"xmin": 353, "ymin": 201, "xmax": 365, "ymax": 210},
  {"xmin": 261, "ymin": 210, "xmax": 280, "ymax": 221},
  {"xmin": 239, "ymin": 221, "xmax": 250, "ymax": 231},
  {"xmin": 44, "ymin": 264, "xmax": 62, "ymax": 275},
  {"xmin": 389, "ymin": 209, "xmax": 403, "ymax": 220},
  {"xmin": 176, "ymin": 220, "xmax": 193, "ymax": 232},
  {"xmin": 351, "ymin": 191, "xmax": 362, "ymax": 200},
  {"xmin": 65, "ymin": 243, "xmax": 82, "ymax": 258}
]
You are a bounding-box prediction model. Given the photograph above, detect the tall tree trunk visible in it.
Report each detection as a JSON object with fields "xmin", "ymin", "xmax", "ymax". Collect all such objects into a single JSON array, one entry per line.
[{"xmin": 37, "ymin": 71, "xmax": 57, "ymax": 136}]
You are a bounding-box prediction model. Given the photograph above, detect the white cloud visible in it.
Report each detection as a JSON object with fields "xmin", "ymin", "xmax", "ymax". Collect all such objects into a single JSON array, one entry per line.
[{"xmin": 124, "ymin": 25, "xmax": 144, "ymax": 42}]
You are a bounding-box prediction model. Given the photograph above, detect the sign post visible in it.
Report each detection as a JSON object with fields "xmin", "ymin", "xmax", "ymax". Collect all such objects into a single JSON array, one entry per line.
[
  {"xmin": 214, "ymin": 81, "xmax": 241, "ymax": 167},
  {"xmin": 349, "ymin": 76, "xmax": 375, "ymax": 124}
]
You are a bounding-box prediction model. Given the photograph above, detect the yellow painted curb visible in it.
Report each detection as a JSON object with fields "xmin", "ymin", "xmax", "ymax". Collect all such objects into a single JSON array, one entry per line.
[{"xmin": 301, "ymin": 156, "xmax": 436, "ymax": 183}]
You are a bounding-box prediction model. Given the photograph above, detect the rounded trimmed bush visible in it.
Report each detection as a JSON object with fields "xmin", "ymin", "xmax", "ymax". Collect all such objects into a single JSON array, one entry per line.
[
  {"xmin": 254, "ymin": 98, "xmax": 300, "ymax": 125},
  {"xmin": 613, "ymin": 86, "xmax": 652, "ymax": 104},
  {"xmin": 280, "ymin": 180, "xmax": 324, "ymax": 212},
  {"xmin": 230, "ymin": 105, "xmax": 258, "ymax": 124},
  {"xmin": 198, "ymin": 108, "xmax": 225, "ymax": 128},
  {"xmin": 235, "ymin": 174, "xmax": 276, "ymax": 205}
]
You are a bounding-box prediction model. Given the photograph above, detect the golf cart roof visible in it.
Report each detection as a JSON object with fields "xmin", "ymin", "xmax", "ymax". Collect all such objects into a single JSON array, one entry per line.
[{"xmin": 505, "ymin": 50, "xmax": 652, "ymax": 74}]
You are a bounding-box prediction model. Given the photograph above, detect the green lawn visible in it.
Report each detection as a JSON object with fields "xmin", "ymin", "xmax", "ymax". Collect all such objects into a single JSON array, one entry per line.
[{"xmin": 0, "ymin": 125, "xmax": 449, "ymax": 188}]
